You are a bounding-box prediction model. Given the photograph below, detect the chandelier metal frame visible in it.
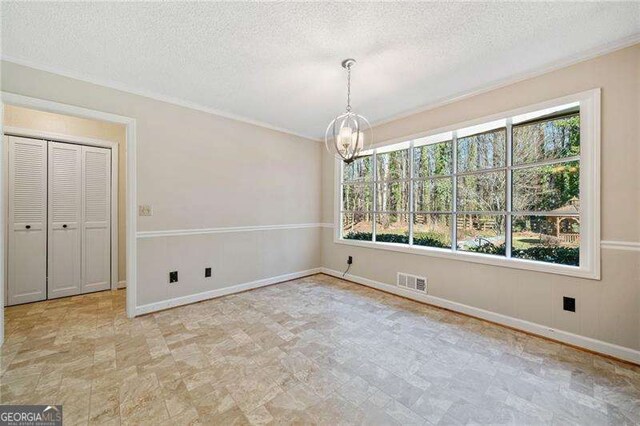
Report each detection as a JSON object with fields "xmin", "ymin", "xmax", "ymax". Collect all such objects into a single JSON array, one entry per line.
[{"xmin": 325, "ymin": 59, "xmax": 372, "ymax": 164}]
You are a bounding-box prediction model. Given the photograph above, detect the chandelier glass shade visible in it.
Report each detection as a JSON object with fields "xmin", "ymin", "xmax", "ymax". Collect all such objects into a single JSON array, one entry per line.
[{"xmin": 325, "ymin": 59, "xmax": 372, "ymax": 164}]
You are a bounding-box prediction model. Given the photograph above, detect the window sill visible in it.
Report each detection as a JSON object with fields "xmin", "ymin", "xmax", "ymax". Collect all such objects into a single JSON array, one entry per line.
[{"xmin": 333, "ymin": 237, "xmax": 599, "ymax": 280}]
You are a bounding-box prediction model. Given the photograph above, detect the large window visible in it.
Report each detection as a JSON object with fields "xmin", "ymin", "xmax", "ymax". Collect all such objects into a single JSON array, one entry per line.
[{"xmin": 338, "ymin": 91, "xmax": 600, "ymax": 278}]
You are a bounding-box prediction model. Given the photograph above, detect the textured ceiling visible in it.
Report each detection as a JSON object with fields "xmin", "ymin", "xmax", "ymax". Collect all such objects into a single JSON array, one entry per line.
[{"xmin": 2, "ymin": 2, "xmax": 639, "ymax": 139}]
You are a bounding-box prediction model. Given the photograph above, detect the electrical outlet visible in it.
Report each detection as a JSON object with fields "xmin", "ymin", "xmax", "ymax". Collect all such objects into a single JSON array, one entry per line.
[
  {"xmin": 563, "ymin": 296, "xmax": 576, "ymax": 312},
  {"xmin": 205, "ymin": 267, "xmax": 212, "ymax": 278},
  {"xmin": 169, "ymin": 271, "xmax": 178, "ymax": 283},
  {"xmin": 347, "ymin": 256, "xmax": 353, "ymax": 265},
  {"xmin": 138, "ymin": 205, "xmax": 153, "ymax": 216}
]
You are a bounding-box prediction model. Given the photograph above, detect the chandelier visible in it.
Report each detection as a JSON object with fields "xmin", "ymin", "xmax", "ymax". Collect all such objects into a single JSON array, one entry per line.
[{"xmin": 325, "ymin": 59, "xmax": 372, "ymax": 164}]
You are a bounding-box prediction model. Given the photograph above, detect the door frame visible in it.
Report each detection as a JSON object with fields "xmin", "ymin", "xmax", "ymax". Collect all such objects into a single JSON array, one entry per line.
[
  {"xmin": 0, "ymin": 93, "xmax": 138, "ymax": 346},
  {"xmin": 5, "ymin": 128, "xmax": 120, "ymax": 295}
]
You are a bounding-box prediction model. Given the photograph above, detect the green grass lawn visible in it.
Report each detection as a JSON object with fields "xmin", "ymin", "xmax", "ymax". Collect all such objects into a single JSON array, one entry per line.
[{"xmin": 512, "ymin": 235, "xmax": 541, "ymax": 249}]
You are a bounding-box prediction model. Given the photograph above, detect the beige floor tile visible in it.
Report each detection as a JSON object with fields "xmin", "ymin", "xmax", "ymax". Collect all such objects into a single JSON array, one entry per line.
[{"xmin": 1, "ymin": 275, "xmax": 639, "ymax": 425}]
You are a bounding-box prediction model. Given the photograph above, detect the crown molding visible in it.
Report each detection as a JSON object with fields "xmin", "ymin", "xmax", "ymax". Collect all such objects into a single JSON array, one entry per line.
[
  {"xmin": 0, "ymin": 55, "xmax": 321, "ymax": 142},
  {"xmin": 369, "ymin": 33, "xmax": 640, "ymax": 131}
]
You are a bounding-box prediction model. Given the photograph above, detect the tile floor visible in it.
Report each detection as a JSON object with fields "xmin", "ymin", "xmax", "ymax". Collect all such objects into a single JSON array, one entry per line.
[{"xmin": 1, "ymin": 274, "xmax": 639, "ymax": 425}]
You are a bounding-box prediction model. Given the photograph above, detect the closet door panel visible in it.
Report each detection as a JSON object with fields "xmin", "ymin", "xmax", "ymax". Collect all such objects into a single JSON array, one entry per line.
[
  {"xmin": 82, "ymin": 146, "xmax": 111, "ymax": 293},
  {"xmin": 48, "ymin": 142, "xmax": 82, "ymax": 299},
  {"xmin": 7, "ymin": 136, "xmax": 47, "ymax": 305}
]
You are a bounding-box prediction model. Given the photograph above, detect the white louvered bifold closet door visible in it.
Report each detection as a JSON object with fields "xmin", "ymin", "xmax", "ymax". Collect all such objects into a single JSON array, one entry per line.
[
  {"xmin": 47, "ymin": 142, "xmax": 82, "ymax": 299},
  {"xmin": 7, "ymin": 136, "xmax": 47, "ymax": 305},
  {"xmin": 81, "ymin": 146, "xmax": 111, "ymax": 294}
]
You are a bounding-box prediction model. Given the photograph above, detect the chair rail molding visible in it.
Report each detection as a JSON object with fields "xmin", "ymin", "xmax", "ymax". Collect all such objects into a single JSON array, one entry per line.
[
  {"xmin": 600, "ymin": 240, "xmax": 640, "ymax": 251},
  {"xmin": 137, "ymin": 223, "xmax": 333, "ymax": 238}
]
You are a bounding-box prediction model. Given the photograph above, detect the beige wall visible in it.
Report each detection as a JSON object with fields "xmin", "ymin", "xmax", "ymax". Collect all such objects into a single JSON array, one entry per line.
[
  {"xmin": 1, "ymin": 44, "xmax": 638, "ymax": 356},
  {"xmin": 3, "ymin": 105, "xmax": 127, "ymax": 283},
  {"xmin": 1, "ymin": 60, "xmax": 322, "ymax": 309},
  {"xmin": 322, "ymin": 44, "xmax": 640, "ymax": 352}
]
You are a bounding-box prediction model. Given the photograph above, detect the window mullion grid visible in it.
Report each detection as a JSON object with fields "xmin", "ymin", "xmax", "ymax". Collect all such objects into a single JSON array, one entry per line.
[
  {"xmin": 456, "ymin": 167, "xmax": 507, "ymax": 177},
  {"xmin": 408, "ymin": 141, "xmax": 414, "ymax": 245},
  {"xmin": 511, "ymin": 155, "xmax": 580, "ymax": 170},
  {"xmin": 372, "ymin": 149, "xmax": 378, "ymax": 242},
  {"xmin": 506, "ymin": 118, "xmax": 513, "ymax": 258},
  {"xmin": 337, "ymin": 100, "xmax": 589, "ymax": 274},
  {"xmin": 452, "ymin": 131, "xmax": 458, "ymax": 252}
]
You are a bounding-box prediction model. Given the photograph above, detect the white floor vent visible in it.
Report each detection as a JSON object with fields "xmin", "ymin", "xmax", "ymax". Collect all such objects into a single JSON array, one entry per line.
[{"xmin": 397, "ymin": 272, "xmax": 427, "ymax": 294}]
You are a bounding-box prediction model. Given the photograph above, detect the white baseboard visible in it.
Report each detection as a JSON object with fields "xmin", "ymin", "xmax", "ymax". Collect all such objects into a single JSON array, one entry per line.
[
  {"xmin": 320, "ymin": 268, "xmax": 640, "ymax": 365},
  {"xmin": 117, "ymin": 280, "xmax": 126, "ymax": 289},
  {"xmin": 135, "ymin": 268, "xmax": 321, "ymax": 316}
]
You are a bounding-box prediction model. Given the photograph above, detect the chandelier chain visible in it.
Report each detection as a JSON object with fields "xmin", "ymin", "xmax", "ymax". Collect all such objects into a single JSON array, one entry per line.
[{"xmin": 346, "ymin": 65, "xmax": 351, "ymax": 112}]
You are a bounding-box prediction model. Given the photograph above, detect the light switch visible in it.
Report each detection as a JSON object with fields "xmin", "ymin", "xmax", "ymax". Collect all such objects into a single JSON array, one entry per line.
[{"xmin": 138, "ymin": 205, "xmax": 152, "ymax": 216}]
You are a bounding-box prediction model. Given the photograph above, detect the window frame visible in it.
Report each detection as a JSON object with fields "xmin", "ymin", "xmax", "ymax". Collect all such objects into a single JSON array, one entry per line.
[{"xmin": 334, "ymin": 89, "xmax": 600, "ymax": 280}]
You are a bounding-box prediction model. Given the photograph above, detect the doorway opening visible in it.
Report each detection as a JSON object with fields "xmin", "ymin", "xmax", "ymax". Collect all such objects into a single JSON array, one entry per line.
[
  {"xmin": 5, "ymin": 105, "xmax": 124, "ymax": 304},
  {"xmin": 0, "ymin": 94, "xmax": 138, "ymax": 345}
]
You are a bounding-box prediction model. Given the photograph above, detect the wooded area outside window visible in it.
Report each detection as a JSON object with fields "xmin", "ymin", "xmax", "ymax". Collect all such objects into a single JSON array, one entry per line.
[{"xmin": 337, "ymin": 90, "xmax": 600, "ymax": 279}]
